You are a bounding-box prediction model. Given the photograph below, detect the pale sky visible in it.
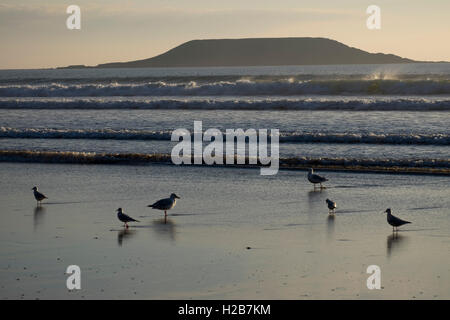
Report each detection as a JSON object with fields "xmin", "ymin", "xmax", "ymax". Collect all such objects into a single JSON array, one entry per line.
[{"xmin": 0, "ymin": 0, "xmax": 449, "ymax": 69}]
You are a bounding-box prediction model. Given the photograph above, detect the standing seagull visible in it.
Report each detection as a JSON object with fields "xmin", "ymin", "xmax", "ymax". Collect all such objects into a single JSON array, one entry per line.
[
  {"xmin": 32, "ymin": 186, "xmax": 47, "ymax": 205},
  {"xmin": 308, "ymin": 168, "xmax": 328, "ymax": 189},
  {"xmin": 385, "ymin": 208, "xmax": 411, "ymax": 232},
  {"xmin": 148, "ymin": 193, "xmax": 180, "ymax": 216},
  {"xmin": 326, "ymin": 199, "xmax": 337, "ymax": 214},
  {"xmin": 116, "ymin": 208, "xmax": 139, "ymax": 228}
]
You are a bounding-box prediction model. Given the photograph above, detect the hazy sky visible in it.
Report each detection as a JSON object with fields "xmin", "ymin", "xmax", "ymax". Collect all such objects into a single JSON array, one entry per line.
[{"xmin": 0, "ymin": 0, "xmax": 449, "ymax": 69}]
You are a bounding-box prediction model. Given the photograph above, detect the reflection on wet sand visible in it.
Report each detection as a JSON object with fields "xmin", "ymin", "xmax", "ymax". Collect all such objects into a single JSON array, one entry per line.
[
  {"xmin": 326, "ymin": 214, "xmax": 335, "ymax": 241},
  {"xmin": 387, "ymin": 233, "xmax": 408, "ymax": 258},
  {"xmin": 152, "ymin": 217, "xmax": 176, "ymax": 242},
  {"xmin": 117, "ymin": 229, "xmax": 136, "ymax": 247},
  {"xmin": 308, "ymin": 189, "xmax": 327, "ymax": 210},
  {"xmin": 33, "ymin": 206, "xmax": 46, "ymax": 230}
]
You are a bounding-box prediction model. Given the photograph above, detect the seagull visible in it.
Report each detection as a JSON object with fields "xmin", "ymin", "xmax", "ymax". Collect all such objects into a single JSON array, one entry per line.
[
  {"xmin": 308, "ymin": 168, "xmax": 328, "ymax": 189},
  {"xmin": 385, "ymin": 208, "xmax": 411, "ymax": 232},
  {"xmin": 32, "ymin": 186, "xmax": 47, "ymax": 205},
  {"xmin": 147, "ymin": 193, "xmax": 180, "ymax": 216},
  {"xmin": 326, "ymin": 199, "xmax": 337, "ymax": 214},
  {"xmin": 116, "ymin": 208, "xmax": 139, "ymax": 228}
]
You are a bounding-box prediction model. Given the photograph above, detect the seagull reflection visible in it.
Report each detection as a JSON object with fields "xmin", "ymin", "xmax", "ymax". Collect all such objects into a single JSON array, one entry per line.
[
  {"xmin": 33, "ymin": 206, "xmax": 46, "ymax": 230},
  {"xmin": 326, "ymin": 214, "xmax": 335, "ymax": 241},
  {"xmin": 117, "ymin": 229, "xmax": 136, "ymax": 247},
  {"xmin": 386, "ymin": 233, "xmax": 408, "ymax": 258},
  {"xmin": 152, "ymin": 217, "xmax": 176, "ymax": 242}
]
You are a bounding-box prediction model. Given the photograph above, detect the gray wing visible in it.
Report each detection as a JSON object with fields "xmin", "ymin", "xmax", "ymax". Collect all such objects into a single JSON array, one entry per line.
[
  {"xmin": 311, "ymin": 174, "xmax": 328, "ymax": 183},
  {"xmin": 120, "ymin": 213, "xmax": 139, "ymax": 222},
  {"xmin": 388, "ymin": 214, "xmax": 410, "ymax": 226},
  {"xmin": 35, "ymin": 191, "xmax": 47, "ymax": 200},
  {"xmin": 149, "ymin": 198, "xmax": 172, "ymax": 210}
]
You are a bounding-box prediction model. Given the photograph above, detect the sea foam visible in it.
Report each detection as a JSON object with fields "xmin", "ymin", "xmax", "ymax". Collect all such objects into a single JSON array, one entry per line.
[
  {"xmin": 1, "ymin": 79, "xmax": 449, "ymax": 97},
  {"xmin": 1, "ymin": 127, "xmax": 449, "ymax": 145}
]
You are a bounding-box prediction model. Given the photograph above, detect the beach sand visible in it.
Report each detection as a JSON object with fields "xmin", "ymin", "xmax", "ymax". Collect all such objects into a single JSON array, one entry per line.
[{"xmin": 0, "ymin": 162, "xmax": 449, "ymax": 299}]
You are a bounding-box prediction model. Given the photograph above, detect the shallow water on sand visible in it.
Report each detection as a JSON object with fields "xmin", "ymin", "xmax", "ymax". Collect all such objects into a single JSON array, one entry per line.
[{"xmin": 0, "ymin": 163, "xmax": 449, "ymax": 299}]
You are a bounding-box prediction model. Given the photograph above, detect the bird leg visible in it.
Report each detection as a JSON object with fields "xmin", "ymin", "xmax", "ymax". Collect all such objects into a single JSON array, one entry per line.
[{"xmin": 164, "ymin": 210, "xmax": 167, "ymax": 216}]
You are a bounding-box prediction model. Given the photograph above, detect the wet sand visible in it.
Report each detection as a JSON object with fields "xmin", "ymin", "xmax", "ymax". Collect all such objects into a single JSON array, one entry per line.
[{"xmin": 0, "ymin": 162, "xmax": 449, "ymax": 299}]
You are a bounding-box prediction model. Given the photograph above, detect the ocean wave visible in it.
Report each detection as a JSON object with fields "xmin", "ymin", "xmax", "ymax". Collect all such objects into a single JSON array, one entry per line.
[
  {"xmin": 0, "ymin": 127, "xmax": 172, "ymax": 141},
  {"xmin": 0, "ymin": 97, "xmax": 449, "ymax": 110},
  {"xmin": 280, "ymin": 132, "xmax": 450, "ymax": 145},
  {"xmin": 1, "ymin": 73, "xmax": 449, "ymax": 85},
  {"xmin": 1, "ymin": 127, "xmax": 449, "ymax": 145},
  {"xmin": 1, "ymin": 150, "xmax": 448, "ymax": 173},
  {"xmin": 1, "ymin": 79, "xmax": 450, "ymax": 97}
]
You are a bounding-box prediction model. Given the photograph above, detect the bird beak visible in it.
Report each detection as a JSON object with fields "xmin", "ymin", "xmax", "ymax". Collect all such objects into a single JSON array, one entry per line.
[{"xmin": 176, "ymin": 195, "xmax": 180, "ymax": 199}]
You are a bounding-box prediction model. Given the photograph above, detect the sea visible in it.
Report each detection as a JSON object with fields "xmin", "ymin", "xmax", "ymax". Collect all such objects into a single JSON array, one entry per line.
[{"xmin": 0, "ymin": 63, "xmax": 449, "ymax": 171}]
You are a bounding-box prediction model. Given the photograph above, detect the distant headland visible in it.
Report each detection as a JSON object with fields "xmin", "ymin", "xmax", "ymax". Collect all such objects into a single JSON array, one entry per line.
[{"xmin": 59, "ymin": 37, "xmax": 423, "ymax": 69}]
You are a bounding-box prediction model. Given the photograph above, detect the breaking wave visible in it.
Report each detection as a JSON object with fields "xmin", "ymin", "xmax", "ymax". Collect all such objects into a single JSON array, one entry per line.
[
  {"xmin": 0, "ymin": 97, "xmax": 450, "ymax": 110},
  {"xmin": 1, "ymin": 79, "xmax": 450, "ymax": 97},
  {"xmin": 1, "ymin": 127, "xmax": 449, "ymax": 145},
  {"xmin": 0, "ymin": 150, "xmax": 448, "ymax": 173}
]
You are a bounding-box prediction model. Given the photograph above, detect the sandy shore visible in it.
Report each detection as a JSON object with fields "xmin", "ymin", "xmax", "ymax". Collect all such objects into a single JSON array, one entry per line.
[{"xmin": 0, "ymin": 162, "xmax": 449, "ymax": 299}]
